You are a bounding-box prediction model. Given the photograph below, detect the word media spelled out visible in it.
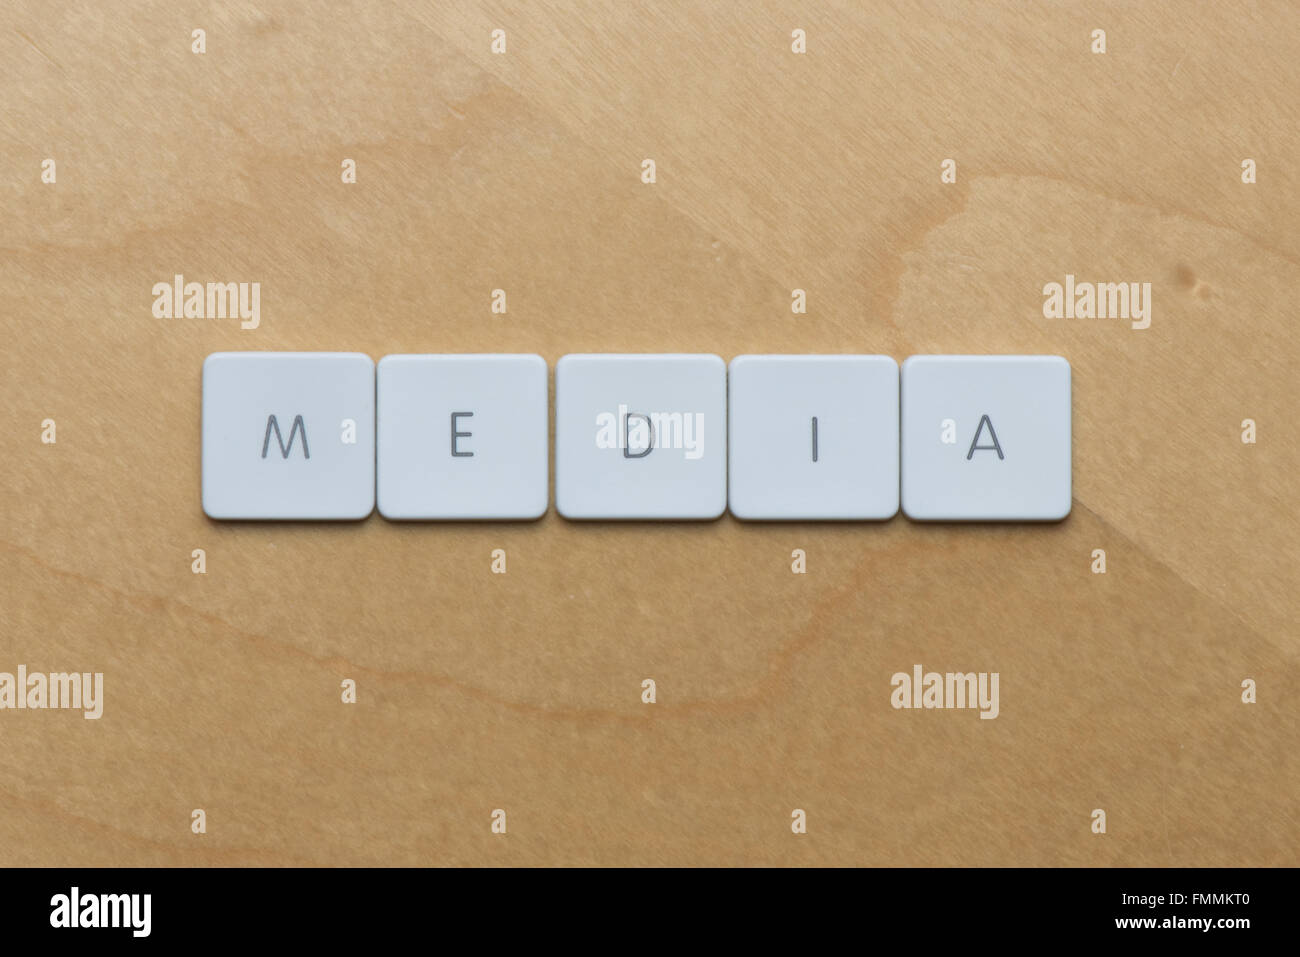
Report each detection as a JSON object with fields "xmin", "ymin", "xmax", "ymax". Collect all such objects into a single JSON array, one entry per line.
[{"xmin": 201, "ymin": 352, "xmax": 1072, "ymax": 522}]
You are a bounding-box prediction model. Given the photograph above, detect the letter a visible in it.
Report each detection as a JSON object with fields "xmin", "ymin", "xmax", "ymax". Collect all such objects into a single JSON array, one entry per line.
[{"xmin": 966, "ymin": 415, "xmax": 1004, "ymax": 460}]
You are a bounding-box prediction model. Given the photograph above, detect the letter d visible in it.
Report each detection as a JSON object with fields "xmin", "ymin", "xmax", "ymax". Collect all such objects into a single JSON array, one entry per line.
[{"xmin": 623, "ymin": 412, "xmax": 654, "ymax": 459}]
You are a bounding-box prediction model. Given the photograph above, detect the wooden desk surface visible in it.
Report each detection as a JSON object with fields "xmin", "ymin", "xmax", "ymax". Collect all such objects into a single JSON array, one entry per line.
[{"xmin": 2, "ymin": 1, "xmax": 1296, "ymax": 866}]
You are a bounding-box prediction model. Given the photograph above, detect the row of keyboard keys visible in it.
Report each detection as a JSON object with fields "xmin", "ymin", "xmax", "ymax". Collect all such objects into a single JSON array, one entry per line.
[{"xmin": 201, "ymin": 352, "xmax": 1071, "ymax": 522}]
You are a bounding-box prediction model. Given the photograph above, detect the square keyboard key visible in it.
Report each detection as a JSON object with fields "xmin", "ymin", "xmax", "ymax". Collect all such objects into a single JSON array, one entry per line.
[
  {"xmin": 202, "ymin": 352, "xmax": 375, "ymax": 520},
  {"xmin": 377, "ymin": 354, "xmax": 548, "ymax": 520},
  {"xmin": 555, "ymin": 354, "xmax": 726, "ymax": 519},
  {"xmin": 900, "ymin": 355, "xmax": 1071, "ymax": 521},
  {"xmin": 728, "ymin": 355, "xmax": 899, "ymax": 520}
]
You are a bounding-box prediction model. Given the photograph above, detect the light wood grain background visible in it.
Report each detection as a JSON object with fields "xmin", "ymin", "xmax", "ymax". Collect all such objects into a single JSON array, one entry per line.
[{"xmin": 2, "ymin": 1, "xmax": 1297, "ymax": 866}]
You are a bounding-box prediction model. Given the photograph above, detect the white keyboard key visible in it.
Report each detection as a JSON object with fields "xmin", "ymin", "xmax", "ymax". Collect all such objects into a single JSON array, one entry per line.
[
  {"xmin": 728, "ymin": 355, "xmax": 899, "ymax": 520},
  {"xmin": 377, "ymin": 354, "xmax": 548, "ymax": 520},
  {"xmin": 901, "ymin": 355, "xmax": 1071, "ymax": 521},
  {"xmin": 202, "ymin": 352, "xmax": 375, "ymax": 520},
  {"xmin": 556, "ymin": 354, "xmax": 726, "ymax": 520}
]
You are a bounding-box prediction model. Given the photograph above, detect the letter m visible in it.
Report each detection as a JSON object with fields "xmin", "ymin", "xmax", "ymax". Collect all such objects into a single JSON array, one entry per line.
[
  {"xmin": 262, "ymin": 415, "xmax": 310, "ymax": 459},
  {"xmin": 1100, "ymin": 282, "xmax": 1129, "ymax": 319},
  {"xmin": 206, "ymin": 282, "xmax": 238, "ymax": 319},
  {"xmin": 101, "ymin": 895, "xmax": 129, "ymax": 928},
  {"xmin": 50, "ymin": 673, "xmax": 81, "ymax": 709}
]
